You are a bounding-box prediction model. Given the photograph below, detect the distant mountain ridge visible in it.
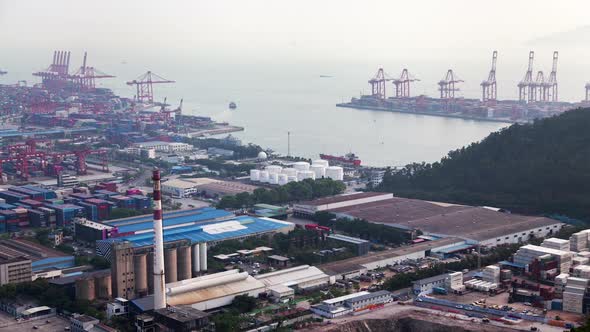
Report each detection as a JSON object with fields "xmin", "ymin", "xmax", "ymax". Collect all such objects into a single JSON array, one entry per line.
[
  {"xmin": 377, "ymin": 108, "xmax": 590, "ymax": 220},
  {"xmin": 528, "ymin": 25, "xmax": 590, "ymax": 46}
]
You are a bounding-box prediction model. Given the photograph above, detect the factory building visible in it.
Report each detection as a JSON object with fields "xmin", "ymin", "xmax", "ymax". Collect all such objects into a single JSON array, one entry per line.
[
  {"xmin": 310, "ymin": 290, "xmax": 393, "ymax": 318},
  {"xmin": 326, "ymin": 234, "xmax": 370, "ymax": 256},
  {"xmin": 319, "ymin": 237, "xmax": 465, "ymax": 280},
  {"xmin": 320, "ymin": 195, "xmax": 563, "ymax": 247},
  {"xmin": 133, "ymin": 141, "xmax": 193, "ymax": 153},
  {"xmin": 293, "ymin": 192, "xmax": 394, "ymax": 218},
  {"xmin": 254, "ymin": 265, "xmax": 333, "ymax": 292},
  {"xmin": 153, "ymin": 306, "xmax": 210, "ymax": 332},
  {"xmin": 160, "ymin": 179, "xmax": 203, "ymax": 198},
  {"xmin": 74, "ymin": 219, "xmax": 116, "ymax": 243},
  {"xmin": 160, "ymin": 178, "xmax": 258, "ymax": 198},
  {"xmin": 0, "ymin": 257, "xmax": 32, "ymax": 286}
]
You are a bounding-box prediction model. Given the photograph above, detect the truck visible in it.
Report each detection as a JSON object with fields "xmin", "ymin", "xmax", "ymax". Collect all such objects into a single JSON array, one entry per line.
[{"xmin": 433, "ymin": 287, "xmax": 448, "ymax": 295}]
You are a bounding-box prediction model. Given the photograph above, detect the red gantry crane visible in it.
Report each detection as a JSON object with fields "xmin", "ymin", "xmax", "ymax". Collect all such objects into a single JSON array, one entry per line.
[
  {"xmin": 481, "ymin": 51, "xmax": 498, "ymax": 103},
  {"xmin": 518, "ymin": 51, "xmax": 535, "ymax": 102},
  {"xmin": 392, "ymin": 69, "xmax": 420, "ymax": 98},
  {"xmin": 438, "ymin": 69, "xmax": 463, "ymax": 99},
  {"xmin": 69, "ymin": 52, "xmax": 115, "ymax": 91},
  {"xmin": 126, "ymin": 71, "xmax": 175, "ymax": 104},
  {"xmin": 33, "ymin": 50, "xmax": 72, "ymax": 89},
  {"xmin": 368, "ymin": 68, "xmax": 392, "ymax": 100}
]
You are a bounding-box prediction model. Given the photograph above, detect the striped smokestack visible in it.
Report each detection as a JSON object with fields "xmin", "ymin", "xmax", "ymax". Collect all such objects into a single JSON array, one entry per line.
[{"xmin": 152, "ymin": 168, "xmax": 167, "ymax": 309}]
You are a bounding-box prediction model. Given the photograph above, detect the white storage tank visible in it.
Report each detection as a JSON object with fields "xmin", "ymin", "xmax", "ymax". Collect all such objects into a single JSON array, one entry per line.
[
  {"xmin": 287, "ymin": 176, "xmax": 297, "ymax": 183},
  {"xmin": 268, "ymin": 173, "xmax": 279, "ymax": 185},
  {"xmin": 310, "ymin": 164, "xmax": 326, "ymax": 178},
  {"xmin": 278, "ymin": 174, "xmax": 289, "ymax": 185},
  {"xmin": 281, "ymin": 168, "xmax": 297, "ymax": 176},
  {"xmin": 250, "ymin": 169, "xmax": 260, "ymax": 181},
  {"xmin": 325, "ymin": 166, "xmax": 344, "ymax": 181},
  {"xmin": 312, "ymin": 159, "xmax": 329, "ymax": 167},
  {"xmin": 293, "ymin": 161, "xmax": 310, "ymax": 171},
  {"xmin": 265, "ymin": 165, "xmax": 283, "ymax": 174},
  {"xmin": 259, "ymin": 171, "xmax": 269, "ymax": 183},
  {"xmin": 297, "ymin": 170, "xmax": 316, "ymax": 181}
]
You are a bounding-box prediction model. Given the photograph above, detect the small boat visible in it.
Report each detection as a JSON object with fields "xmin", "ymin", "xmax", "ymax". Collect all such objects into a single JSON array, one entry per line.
[{"xmin": 229, "ymin": 102, "xmax": 237, "ymax": 109}]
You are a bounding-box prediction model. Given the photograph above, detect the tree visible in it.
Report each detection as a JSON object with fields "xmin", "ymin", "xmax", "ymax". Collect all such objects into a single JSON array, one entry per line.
[
  {"xmin": 231, "ymin": 294, "xmax": 257, "ymax": 313},
  {"xmin": 212, "ymin": 311, "xmax": 243, "ymax": 332}
]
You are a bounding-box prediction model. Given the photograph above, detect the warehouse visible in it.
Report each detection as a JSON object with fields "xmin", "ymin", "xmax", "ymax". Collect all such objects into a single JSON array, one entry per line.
[
  {"xmin": 292, "ymin": 192, "xmax": 394, "ymax": 217},
  {"xmin": 310, "ymin": 290, "xmax": 393, "ymax": 318},
  {"xmin": 255, "ymin": 265, "xmax": 333, "ymax": 292},
  {"xmin": 318, "ymin": 237, "xmax": 464, "ymax": 279},
  {"xmin": 160, "ymin": 179, "xmax": 206, "ymax": 198},
  {"xmin": 196, "ymin": 180, "xmax": 258, "ymax": 198},
  {"xmin": 165, "ymin": 270, "xmax": 267, "ymax": 311},
  {"xmin": 327, "ymin": 196, "xmax": 563, "ymax": 246},
  {"xmin": 326, "ymin": 234, "xmax": 370, "ymax": 256}
]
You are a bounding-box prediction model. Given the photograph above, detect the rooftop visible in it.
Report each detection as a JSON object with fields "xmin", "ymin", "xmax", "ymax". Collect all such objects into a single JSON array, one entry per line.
[
  {"xmin": 323, "ymin": 291, "xmax": 370, "ymax": 305},
  {"xmin": 329, "ymin": 197, "xmax": 561, "ymax": 241},
  {"xmin": 297, "ymin": 192, "xmax": 392, "ymax": 206},
  {"xmin": 318, "ymin": 237, "xmax": 462, "ymax": 275},
  {"xmin": 154, "ymin": 305, "xmax": 209, "ymax": 322},
  {"xmin": 255, "ymin": 265, "xmax": 329, "ymax": 288},
  {"xmin": 99, "ymin": 215, "xmax": 293, "ymax": 248},
  {"xmin": 327, "ymin": 234, "xmax": 369, "ymax": 245}
]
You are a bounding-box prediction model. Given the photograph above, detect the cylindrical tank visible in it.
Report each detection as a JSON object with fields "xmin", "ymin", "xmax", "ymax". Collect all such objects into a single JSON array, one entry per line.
[
  {"xmin": 95, "ymin": 274, "xmax": 112, "ymax": 299},
  {"xmin": 199, "ymin": 242, "xmax": 207, "ymax": 271},
  {"xmin": 147, "ymin": 252, "xmax": 154, "ymax": 294},
  {"xmin": 293, "ymin": 161, "xmax": 310, "ymax": 171},
  {"xmin": 310, "ymin": 164, "xmax": 326, "ymax": 178},
  {"xmin": 325, "ymin": 166, "xmax": 344, "ymax": 181},
  {"xmin": 164, "ymin": 248, "xmax": 178, "ymax": 283},
  {"xmin": 134, "ymin": 254, "xmax": 148, "ymax": 295},
  {"xmin": 259, "ymin": 171, "xmax": 269, "ymax": 183},
  {"xmin": 297, "ymin": 170, "xmax": 316, "ymax": 181},
  {"xmin": 192, "ymin": 244, "xmax": 201, "ymax": 275},
  {"xmin": 287, "ymin": 175, "xmax": 297, "ymax": 183},
  {"xmin": 250, "ymin": 169, "xmax": 260, "ymax": 181},
  {"xmin": 268, "ymin": 173, "xmax": 279, "ymax": 185},
  {"xmin": 277, "ymin": 174, "xmax": 289, "ymax": 185},
  {"xmin": 312, "ymin": 159, "xmax": 329, "ymax": 167},
  {"xmin": 76, "ymin": 277, "xmax": 96, "ymax": 301},
  {"xmin": 177, "ymin": 246, "xmax": 192, "ymax": 281},
  {"xmin": 265, "ymin": 165, "xmax": 282, "ymax": 174},
  {"xmin": 281, "ymin": 168, "xmax": 297, "ymax": 176}
]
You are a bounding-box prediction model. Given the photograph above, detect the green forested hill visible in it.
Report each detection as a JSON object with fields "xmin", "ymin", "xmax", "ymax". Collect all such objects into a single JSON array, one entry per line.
[{"xmin": 377, "ymin": 108, "xmax": 590, "ymax": 220}]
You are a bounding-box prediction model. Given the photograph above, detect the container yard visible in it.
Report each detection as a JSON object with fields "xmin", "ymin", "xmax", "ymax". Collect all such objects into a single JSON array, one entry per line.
[
  {"xmin": 0, "ymin": 50, "xmax": 244, "ymax": 185},
  {"xmin": 338, "ymin": 51, "xmax": 590, "ymax": 123}
]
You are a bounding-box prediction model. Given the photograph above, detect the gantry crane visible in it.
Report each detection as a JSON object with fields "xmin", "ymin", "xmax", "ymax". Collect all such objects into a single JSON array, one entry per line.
[
  {"xmin": 532, "ymin": 71, "xmax": 546, "ymax": 102},
  {"xmin": 543, "ymin": 51, "xmax": 559, "ymax": 102},
  {"xmin": 32, "ymin": 50, "xmax": 72, "ymax": 89},
  {"xmin": 126, "ymin": 71, "xmax": 175, "ymax": 103},
  {"xmin": 368, "ymin": 68, "xmax": 392, "ymax": 100},
  {"xmin": 481, "ymin": 51, "xmax": 498, "ymax": 103},
  {"xmin": 518, "ymin": 51, "xmax": 535, "ymax": 102},
  {"xmin": 438, "ymin": 69, "xmax": 463, "ymax": 99},
  {"xmin": 392, "ymin": 69, "xmax": 420, "ymax": 98},
  {"xmin": 69, "ymin": 52, "xmax": 115, "ymax": 91}
]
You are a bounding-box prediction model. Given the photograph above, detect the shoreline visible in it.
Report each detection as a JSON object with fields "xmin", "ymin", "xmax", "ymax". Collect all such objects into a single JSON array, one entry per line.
[{"xmin": 336, "ymin": 103, "xmax": 518, "ymax": 124}]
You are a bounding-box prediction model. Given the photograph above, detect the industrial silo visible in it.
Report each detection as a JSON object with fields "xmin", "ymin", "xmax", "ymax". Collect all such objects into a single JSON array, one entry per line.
[
  {"xmin": 259, "ymin": 171, "xmax": 269, "ymax": 183},
  {"xmin": 281, "ymin": 168, "xmax": 297, "ymax": 177},
  {"xmin": 268, "ymin": 173, "xmax": 279, "ymax": 185},
  {"xmin": 312, "ymin": 159, "xmax": 329, "ymax": 167},
  {"xmin": 293, "ymin": 161, "xmax": 310, "ymax": 171},
  {"xmin": 192, "ymin": 244, "xmax": 201, "ymax": 276},
  {"xmin": 250, "ymin": 169, "xmax": 260, "ymax": 182},
  {"xmin": 265, "ymin": 165, "xmax": 282, "ymax": 174},
  {"xmin": 164, "ymin": 247, "xmax": 178, "ymax": 283},
  {"xmin": 326, "ymin": 166, "xmax": 344, "ymax": 181},
  {"xmin": 277, "ymin": 174, "xmax": 289, "ymax": 185},
  {"xmin": 95, "ymin": 273, "xmax": 112, "ymax": 300},
  {"xmin": 134, "ymin": 254, "xmax": 148, "ymax": 296},
  {"xmin": 297, "ymin": 170, "xmax": 316, "ymax": 181},
  {"xmin": 310, "ymin": 164, "xmax": 326, "ymax": 178},
  {"xmin": 76, "ymin": 277, "xmax": 96, "ymax": 301},
  {"xmin": 199, "ymin": 242, "xmax": 207, "ymax": 271},
  {"xmin": 147, "ymin": 252, "xmax": 154, "ymax": 294},
  {"xmin": 177, "ymin": 246, "xmax": 192, "ymax": 281}
]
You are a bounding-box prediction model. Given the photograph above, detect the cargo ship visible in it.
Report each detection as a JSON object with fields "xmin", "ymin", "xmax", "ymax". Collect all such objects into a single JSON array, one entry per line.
[{"xmin": 320, "ymin": 152, "xmax": 361, "ymax": 166}]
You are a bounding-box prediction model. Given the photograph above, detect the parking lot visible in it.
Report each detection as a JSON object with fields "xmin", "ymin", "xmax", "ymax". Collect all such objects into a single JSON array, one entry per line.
[{"xmin": 0, "ymin": 312, "xmax": 70, "ymax": 331}]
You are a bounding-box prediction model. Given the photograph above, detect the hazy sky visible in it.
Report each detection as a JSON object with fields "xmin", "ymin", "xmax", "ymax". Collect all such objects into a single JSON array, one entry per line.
[{"xmin": 1, "ymin": 0, "xmax": 589, "ymax": 62}]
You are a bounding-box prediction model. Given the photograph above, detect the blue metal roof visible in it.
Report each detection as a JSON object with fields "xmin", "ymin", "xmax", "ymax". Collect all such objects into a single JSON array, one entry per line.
[
  {"xmin": 433, "ymin": 243, "xmax": 475, "ymax": 254},
  {"xmin": 101, "ymin": 215, "xmax": 291, "ymax": 247},
  {"xmin": 32, "ymin": 256, "xmax": 75, "ymax": 271},
  {"xmin": 0, "ymin": 128, "xmax": 95, "ymax": 138},
  {"xmin": 109, "ymin": 207, "xmax": 232, "ymax": 234}
]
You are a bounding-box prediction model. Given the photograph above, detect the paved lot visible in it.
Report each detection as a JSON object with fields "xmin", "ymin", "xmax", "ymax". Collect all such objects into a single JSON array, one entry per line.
[{"xmin": 0, "ymin": 312, "xmax": 70, "ymax": 331}]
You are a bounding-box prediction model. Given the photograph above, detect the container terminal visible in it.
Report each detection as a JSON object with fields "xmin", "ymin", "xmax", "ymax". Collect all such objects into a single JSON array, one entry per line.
[
  {"xmin": 338, "ymin": 51, "xmax": 590, "ymax": 123},
  {"xmin": 0, "ymin": 50, "xmax": 243, "ymax": 184}
]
